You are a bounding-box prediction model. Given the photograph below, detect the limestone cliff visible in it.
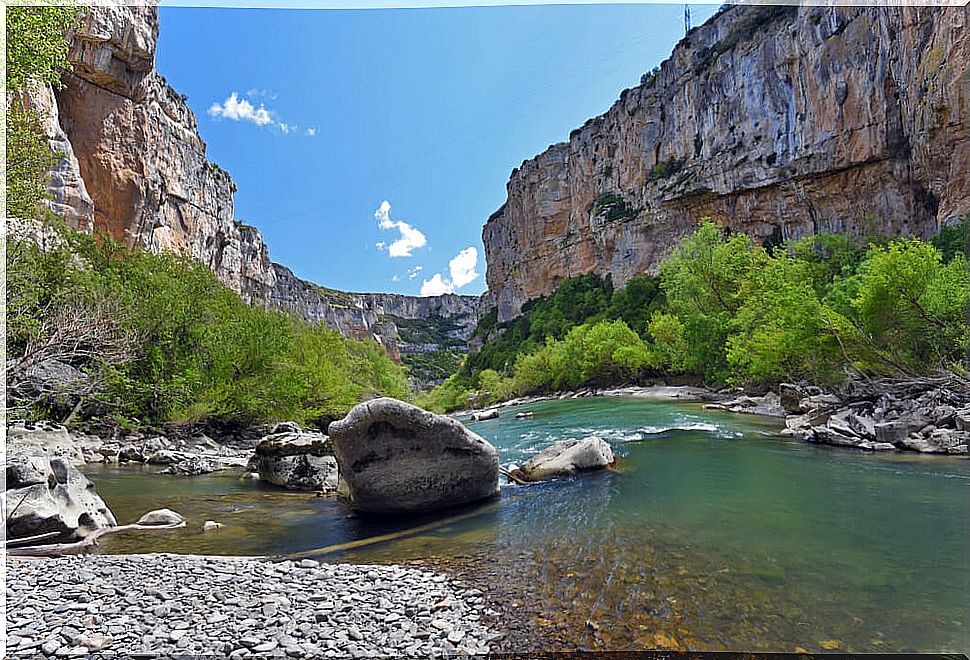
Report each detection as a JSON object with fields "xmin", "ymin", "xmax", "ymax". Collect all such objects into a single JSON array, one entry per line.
[
  {"xmin": 484, "ymin": 5, "xmax": 970, "ymax": 321},
  {"xmin": 26, "ymin": 2, "xmax": 482, "ymax": 364}
]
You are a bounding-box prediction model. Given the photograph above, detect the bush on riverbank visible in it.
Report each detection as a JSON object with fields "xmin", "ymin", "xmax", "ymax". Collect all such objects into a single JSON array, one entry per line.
[
  {"xmin": 420, "ymin": 219, "xmax": 969, "ymax": 413},
  {"xmin": 6, "ymin": 226, "xmax": 410, "ymax": 428}
]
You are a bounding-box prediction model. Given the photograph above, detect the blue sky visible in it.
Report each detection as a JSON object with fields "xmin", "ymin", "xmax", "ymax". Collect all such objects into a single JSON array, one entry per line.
[{"xmin": 156, "ymin": 3, "xmax": 718, "ymax": 296}]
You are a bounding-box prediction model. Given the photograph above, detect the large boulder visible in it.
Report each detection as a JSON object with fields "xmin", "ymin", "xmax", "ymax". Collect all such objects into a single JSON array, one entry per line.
[
  {"xmin": 252, "ymin": 431, "xmax": 338, "ymax": 492},
  {"xmin": 5, "ymin": 453, "xmax": 116, "ymax": 542},
  {"xmin": 515, "ymin": 436, "xmax": 615, "ymax": 481},
  {"xmin": 328, "ymin": 398, "xmax": 500, "ymax": 514}
]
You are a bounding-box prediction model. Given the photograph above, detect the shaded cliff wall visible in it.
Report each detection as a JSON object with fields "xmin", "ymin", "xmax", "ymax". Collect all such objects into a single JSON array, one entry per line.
[{"xmin": 483, "ymin": 5, "xmax": 970, "ymax": 321}]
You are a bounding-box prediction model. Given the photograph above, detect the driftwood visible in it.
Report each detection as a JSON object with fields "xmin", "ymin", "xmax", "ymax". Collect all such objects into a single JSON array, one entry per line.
[
  {"xmin": 6, "ymin": 520, "xmax": 186, "ymax": 558},
  {"xmin": 3, "ymin": 531, "xmax": 62, "ymax": 547},
  {"xmin": 499, "ymin": 466, "xmax": 530, "ymax": 485},
  {"xmin": 281, "ymin": 500, "xmax": 502, "ymax": 560}
]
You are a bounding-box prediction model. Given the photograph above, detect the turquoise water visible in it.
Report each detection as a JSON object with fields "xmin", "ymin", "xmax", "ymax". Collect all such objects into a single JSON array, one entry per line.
[{"xmin": 87, "ymin": 397, "xmax": 970, "ymax": 653}]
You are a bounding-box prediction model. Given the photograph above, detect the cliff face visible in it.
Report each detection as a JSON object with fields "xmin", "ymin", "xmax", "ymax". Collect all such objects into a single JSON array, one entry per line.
[
  {"xmin": 31, "ymin": 2, "xmax": 482, "ymax": 363},
  {"xmin": 269, "ymin": 265, "xmax": 483, "ymax": 364},
  {"xmin": 50, "ymin": 4, "xmax": 277, "ymax": 304},
  {"xmin": 484, "ymin": 5, "xmax": 970, "ymax": 321}
]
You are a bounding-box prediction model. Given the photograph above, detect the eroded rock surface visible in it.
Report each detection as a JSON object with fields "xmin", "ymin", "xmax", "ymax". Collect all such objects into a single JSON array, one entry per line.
[
  {"xmin": 484, "ymin": 5, "xmax": 970, "ymax": 321},
  {"xmin": 5, "ymin": 453, "xmax": 116, "ymax": 542},
  {"xmin": 329, "ymin": 398, "xmax": 500, "ymax": 514},
  {"xmin": 252, "ymin": 429, "xmax": 339, "ymax": 492}
]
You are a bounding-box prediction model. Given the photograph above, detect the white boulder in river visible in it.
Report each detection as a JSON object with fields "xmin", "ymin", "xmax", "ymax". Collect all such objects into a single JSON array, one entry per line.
[
  {"xmin": 328, "ymin": 398, "xmax": 500, "ymax": 514},
  {"xmin": 516, "ymin": 436, "xmax": 615, "ymax": 481},
  {"xmin": 5, "ymin": 453, "xmax": 117, "ymax": 542},
  {"xmin": 251, "ymin": 427, "xmax": 338, "ymax": 492}
]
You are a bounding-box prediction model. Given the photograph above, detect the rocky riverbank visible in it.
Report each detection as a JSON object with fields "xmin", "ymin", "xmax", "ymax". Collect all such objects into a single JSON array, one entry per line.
[
  {"xmin": 5, "ymin": 554, "xmax": 501, "ymax": 657},
  {"xmin": 453, "ymin": 378, "xmax": 970, "ymax": 456}
]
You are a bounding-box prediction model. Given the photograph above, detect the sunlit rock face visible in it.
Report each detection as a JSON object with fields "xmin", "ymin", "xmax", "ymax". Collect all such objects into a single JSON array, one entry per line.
[{"xmin": 484, "ymin": 5, "xmax": 970, "ymax": 321}]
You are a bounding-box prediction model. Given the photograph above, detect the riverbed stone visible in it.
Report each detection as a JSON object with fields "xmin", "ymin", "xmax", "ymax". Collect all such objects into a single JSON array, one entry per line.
[
  {"xmin": 516, "ymin": 436, "xmax": 615, "ymax": 481},
  {"xmin": 328, "ymin": 398, "xmax": 500, "ymax": 514},
  {"xmin": 5, "ymin": 453, "xmax": 116, "ymax": 542},
  {"xmin": 251, "ymin": 431, "xmax": 338, "ymax": 492},
  {"xmin": 8, "ymin": 555, "xmax": 499, "ymax": 658}
]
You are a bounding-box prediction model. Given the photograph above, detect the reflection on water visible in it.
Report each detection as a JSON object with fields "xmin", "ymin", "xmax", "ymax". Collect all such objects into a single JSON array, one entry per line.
[{"xmin": 87, "ymin": 397, "xmax": 970, "ymax": 653}]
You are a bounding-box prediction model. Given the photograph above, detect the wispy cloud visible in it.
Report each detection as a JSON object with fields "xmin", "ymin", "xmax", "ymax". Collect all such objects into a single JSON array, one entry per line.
[
  {"xmin": 419, "ymin": 247, "xmax": 480, "ymax": 296},
  {"xmin": 208, "ymin": 92, "xmax": 272, "ymax": 126},
  {"xmin": 408, "ymin": 266, "xmax": 423, "ymax": 279},
  {"xmin": 374, "ymin": 201, "xmax": 427, "ymax": 258},
  {"xmin": 246, "ymin": 88, "xmax": 278, "ymax": 101},
  {"xmin": 208, "ymin": 91, "xmax": 309, "ymax": 137}
]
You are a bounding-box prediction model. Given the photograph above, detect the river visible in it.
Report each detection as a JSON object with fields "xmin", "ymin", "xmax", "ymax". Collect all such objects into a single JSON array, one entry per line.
[{"xmin": 85, "ymin": 396, "xmax": 970, "ymax": 653}]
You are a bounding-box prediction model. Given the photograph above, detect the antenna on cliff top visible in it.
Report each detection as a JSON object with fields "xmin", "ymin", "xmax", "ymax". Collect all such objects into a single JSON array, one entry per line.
[{"xmin": 684, "ymin": 4, "xmax": 692, "ymax": 35}]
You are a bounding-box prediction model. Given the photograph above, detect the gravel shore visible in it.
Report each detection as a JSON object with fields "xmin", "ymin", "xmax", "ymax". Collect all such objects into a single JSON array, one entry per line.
[{"xmin": 6, "ymin": 554, "xmax": 501, "ymax": 657}]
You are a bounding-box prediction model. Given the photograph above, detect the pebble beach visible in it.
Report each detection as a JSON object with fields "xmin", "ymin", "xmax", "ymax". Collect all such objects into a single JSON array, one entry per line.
[{"xmin": 5, "ymin": 554, "xmax": 501, "ymax": 657}]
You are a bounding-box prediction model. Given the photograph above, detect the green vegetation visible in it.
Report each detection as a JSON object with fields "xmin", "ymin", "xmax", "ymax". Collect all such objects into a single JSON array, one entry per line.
[
  {"xmin": 420, "ymin": 220, "xmax": 969, "ymax": 413},
  {"xmin": 648, "ymin": 158, "xmax": 685, "ymax": 181},
  {"xmin": 6, "ymin": 225, "xmax": 410, "ymax": 429},
  {"xmin": 6, "ymin": 5, "xmax": 84, "ymax": 222},
  {"xmin": 930, "ymin": 214, "xmax": 969, "ymax": 263},
  {"xmin": 591, "ymin": 193, "xmax": 640, "ymax": 222},
  {"xmin": 6, "ymin": 5, "xmax": 83, "ymax": 92}
]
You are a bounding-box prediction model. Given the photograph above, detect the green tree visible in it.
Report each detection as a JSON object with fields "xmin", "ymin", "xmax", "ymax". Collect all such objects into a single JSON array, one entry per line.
[
  {"xmin": 853, "ymin": 239, "xmax": 969, "ymax": 370},
  {"xmin": 659, "ymin": 221, "xmax": 766, "ymax": 380},
  {"xmin": 726, "ymin": 255, "xmax": 845, "ymax": 383},
  {"xmin": 6, "ymin": 5, "xmax": 82, "ymax": 91}
]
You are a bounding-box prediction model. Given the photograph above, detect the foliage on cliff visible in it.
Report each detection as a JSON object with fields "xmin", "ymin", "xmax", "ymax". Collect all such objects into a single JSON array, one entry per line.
[
  {"xmin": 420, "ymin": 220, "xmax": 969, "ymax": 412},
  {"xmin": 5, "ymin": 5, "xmax": 84, "ymax": 221},
  {"xmin": 6, "ymin": 226, "xmax": 410, "ymax": 429}
]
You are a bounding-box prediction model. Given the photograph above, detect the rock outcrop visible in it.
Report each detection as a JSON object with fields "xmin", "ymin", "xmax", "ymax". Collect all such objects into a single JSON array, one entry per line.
[
  {"xmin": 514, "ymin": 436, "xmax": 615, "ymax": 482},
  {"xmin": 484, "ymin": 5, "xmax": 970, "ymax": 320},
  {"xmin": 781, "ymin": 379, "xmax": 969, "ymax": 454},
  {"xmin": 328, "ymin": 398, "xmax": 500, "ymax": 514},
  {"xmin": 5, "ymin": 453, "xmax": 117, "ymax": 542},
  {"xmin": 251, "ymin": 428, "xmax": 339, "ymax": 492}
]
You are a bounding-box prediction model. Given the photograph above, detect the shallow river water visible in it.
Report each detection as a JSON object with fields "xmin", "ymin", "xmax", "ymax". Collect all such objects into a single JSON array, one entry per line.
[{"xmin": 86, "ymin": 397, "xmax": 970, "ymax": 653}]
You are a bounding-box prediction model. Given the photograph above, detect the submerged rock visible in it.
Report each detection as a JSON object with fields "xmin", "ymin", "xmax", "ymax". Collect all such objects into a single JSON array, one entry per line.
[
  {"xmin": 5, "ymin": 453, "xmax": 116, "ymax": 542},
  {"xmin": 328, "ymin": 398, "xmax": 500, "ymax": 514},
  {"xmin": 515, "ymin": 436, "xmax": 615, "ymax": 481},
  {"xmin": 252, "ymin": 431, "xmax": 338, "ymax": 492},
  {"xmin": 137, "ymin": 508, "xmax": 184, "ymax": 526}
]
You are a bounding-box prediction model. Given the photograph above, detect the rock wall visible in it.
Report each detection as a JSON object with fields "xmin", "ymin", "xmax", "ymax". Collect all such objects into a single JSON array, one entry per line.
[
  {"xmin": 24, "ymin": 2, "xmax": 482, "ymax": 362},
  {"xmin": 483, "ymin": 5, "xmax": 970, "ymax": 321}
]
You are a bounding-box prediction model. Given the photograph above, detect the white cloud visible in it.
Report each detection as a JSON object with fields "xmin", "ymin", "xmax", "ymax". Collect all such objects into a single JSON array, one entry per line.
[
  {"xmin": 408, "ymin": 266, "xmax": 423, "ymax": 279},
  {"xmin": 419, "ymin": 246, "xmax": 479, "ymax": 297},
  {"xmin": 420, "ymin": 273, "xmax": 453, "ymax": 297},
  {"xmin": 208, "ymin": 92, "xmax": 273, "ymax": 126},
  {"xmin": 374, "ymin": 200, "xmax": 427, "ymax": 257},
  {"xmin": 448, "ymin": 247, "xmax": 479, "ymax": 288},
  {"xmin": 279, "ymin": 122, "xmax": 299, "ymax": 134},
  {"xmin": 306, "ymin": 127, "xmax": 317, "ymax": 137},
  {"xmin": 391, "ymin": 274, "xmax": 401, "ymax": 282}
]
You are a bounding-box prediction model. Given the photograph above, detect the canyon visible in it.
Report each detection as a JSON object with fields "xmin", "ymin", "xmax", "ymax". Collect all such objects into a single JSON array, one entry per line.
[
  {"xmin": 25, "ymin": 3, "xmax": 969, "ymax": 355},
  {"xmin": 483, "ymin": 5, "xmax": 969, "ymax": 321},
  {"xmin": 28, "ymin": 2, "xmax": 482, "ymax": 372}
]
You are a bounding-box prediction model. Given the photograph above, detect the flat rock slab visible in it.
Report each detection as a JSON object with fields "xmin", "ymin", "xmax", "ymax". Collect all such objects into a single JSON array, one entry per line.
[
  {"xmin": 6, "ymin": 554, "xmax": 497, "ymax": 657},
  {"xmin": 329, "ymin": 398, "xmax": 500, "ymax": 514}
]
